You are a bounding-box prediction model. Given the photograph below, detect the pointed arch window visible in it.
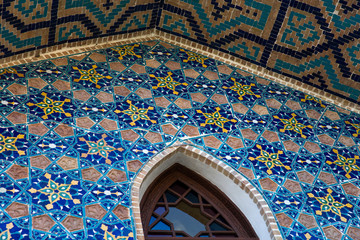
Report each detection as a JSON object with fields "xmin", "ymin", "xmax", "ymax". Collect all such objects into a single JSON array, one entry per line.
[{"xmin": 141, "ymin": 164, "xmax": 259, "ymax": 239}]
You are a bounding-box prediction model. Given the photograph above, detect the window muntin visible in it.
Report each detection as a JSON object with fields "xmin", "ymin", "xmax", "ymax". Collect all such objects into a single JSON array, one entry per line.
[{"xmin": 141, "ymin": 164, "xmax": 259, "ymax": 239}]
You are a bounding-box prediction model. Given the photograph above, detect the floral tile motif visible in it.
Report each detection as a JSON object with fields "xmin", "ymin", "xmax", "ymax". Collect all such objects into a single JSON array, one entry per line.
[
  {"xmin": 222, "ymin": 75, "xmax": 262, "ymax": 103},
  {"xmin": 0, "ymin": 40, "xmax": 360, "ymax": 239}
]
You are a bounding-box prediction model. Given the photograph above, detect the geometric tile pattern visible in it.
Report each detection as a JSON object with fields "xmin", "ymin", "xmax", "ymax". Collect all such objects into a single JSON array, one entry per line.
[
  {"xmin": 0, "ymin": 0, "xmax": 160, "ymax": 58},
  {"xmin": 158, "ymin": 0, "xmax": 360, "ymax": 105},
  {"xmin": 1, "ymin": 40, "xmax": 360, "ymax": 239},
  {"xmin": 1, "ymin": 0, "xmax": 359, "ymax": 106}
]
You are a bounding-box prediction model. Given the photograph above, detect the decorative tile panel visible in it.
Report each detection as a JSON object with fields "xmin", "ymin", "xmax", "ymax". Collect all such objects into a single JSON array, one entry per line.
[
  {"xmin": 0, "ymin": 40, "xmax": 360, "ymax": 239},
  {"xmin": 0, "ymin": 0, "xmax": 160, "ymax": 58},
  {"xmin": 158, "ymin": 0, "xmax": 360, "ymax": 105}
]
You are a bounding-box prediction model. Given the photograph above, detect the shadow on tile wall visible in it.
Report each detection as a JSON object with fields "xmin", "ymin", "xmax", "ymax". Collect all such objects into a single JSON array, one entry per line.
[{"xmin": 1, "ymin": 40, "xmax": 360, "ymax": 239}]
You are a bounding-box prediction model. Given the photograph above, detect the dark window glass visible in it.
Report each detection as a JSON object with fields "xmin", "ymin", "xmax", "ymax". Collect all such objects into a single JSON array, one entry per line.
[
  {"xmin": 185, "ymin": 190, "xmax": 199, "ymax": 203},
  {"xmin": 165, "ymin": 191, "xmax": 178, "ymax": 203}
]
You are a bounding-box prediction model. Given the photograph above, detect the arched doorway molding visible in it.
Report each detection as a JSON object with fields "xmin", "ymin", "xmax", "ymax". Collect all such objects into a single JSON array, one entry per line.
[{"xmin": 131, "ymin": 145, "xmax": 282, "ymax": 240}]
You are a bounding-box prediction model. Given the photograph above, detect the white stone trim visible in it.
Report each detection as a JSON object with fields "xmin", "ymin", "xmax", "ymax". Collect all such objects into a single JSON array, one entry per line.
[{"xmin": 131, "ymin": 145, "xmax": 282, "ymax": 240}]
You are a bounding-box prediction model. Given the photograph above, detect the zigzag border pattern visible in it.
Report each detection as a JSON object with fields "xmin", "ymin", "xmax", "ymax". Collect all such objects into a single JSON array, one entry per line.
[
  {"xmin": 157, "ymin": 0, "xmax": 360, "ymax": 105},
  {"xmin": 0, "ymin": 0, "xmax": 161, "ymax": 59}
]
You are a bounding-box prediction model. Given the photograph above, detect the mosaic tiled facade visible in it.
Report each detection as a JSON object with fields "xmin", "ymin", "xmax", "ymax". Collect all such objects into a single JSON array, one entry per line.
[
  {"xmin": 1, "ymin": 0, "xmax": 360, "ymax": 107},
  {"xmin": 0, "ymin": 0, "xmax": 160, "ymax": 57},
  {"xmin": 1, "ymin": 40, "xmax": 360, "ymax": 239},
  {"xmin": 158, "ymin": 0, "xmax": 360, "ymax": 105}
]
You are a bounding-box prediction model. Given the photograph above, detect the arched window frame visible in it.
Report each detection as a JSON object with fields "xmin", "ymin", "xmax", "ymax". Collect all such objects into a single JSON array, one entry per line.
[
  {"xmin": 141, "ymin": 163, "xmax": 259, "ymax": 239},
  {"xmin": 131, "ymin": 145, "xmax": 281, "ymax": 240}
]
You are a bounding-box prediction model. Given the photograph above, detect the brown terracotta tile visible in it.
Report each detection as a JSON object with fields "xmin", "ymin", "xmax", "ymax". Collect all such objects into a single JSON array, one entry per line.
[
  {"xmin": 145, "ymin": 132, "xmax": 163, "ymax": 144},
  {"xmin": 191, "ymin": 92, "xmax": 207, "ymax": 103},
  {"xmin": 28, "ymin": 123, "xmax": 49, "ymax": 136},
  {"xmin": 297, "ymin": 171, "xmax": 315, "ymax": 184},
  {"xmin": 324, "ymin": 110, "xmax": 341, "ymax": 121},
  {"xmin": 73, "ymin": 90, "xmax": 91, "ymax": 102},
  {"xmin": 174, "ymin": 98, "xmax": 192, "ymax": 109},
  {"xmin": 236, "ymin": 69, "xmax": 252, "ymax": 77},
  {"xmin": 76, "ymin": 117, "xmax": 95, "ymax": 129},
  {"xmin": 259, "ymin": 178, "xmax": 278, "ymax": 192},
  {"xmin": 298, "ymin": 214, "xmax": 317, "ymax": 229},
  {"xmin": 57, "ymin": 156, "xmax": 78, "ymax": 170},
  {"xmin": 319, "ymin": 171, "xmax": 337, "ymax": 185},
  {"xmin": 85, "ymin": 204, "xmax": 107, "ymax": 220},
  {"xmin": 305, "ymin": 109, "xmax": 321, "ymax": 120},
  {"xmin": 54, "ymin": 124, "xmax": 74, "ymax": 137},
  {"xmin": 232, "ymin": 103, "xmax": 249, "ymax": 114},
  {"xmin": 203, "ymin": 136, "xmax": 222, "ymax": 149},
  {"xmin": 100, "ymin": 119, "xmax": 118, "ymax": 131},
  {"xmin": 110, "ymin": 62, "xmax": 126, "ymax": 72},
  {"xmin": 7, "ymin": 164, "xmax": 28, "ymax": 180},
  {"xmin": 318, "ymin": 134, "xmax": 335, "ymax": 146},
  {"xmin": 135, "ymin": 87, "xmax": 152, "ymax": 99},
  {"xmin": 33, "ymin": 215, "xmax": 55, "ymax": 232},
  {"xmin": 114, "ymin": 86, "xmax": 131, "ymax": 97},
  {"xmin": 121, "ymin": 129, "xmax": 139, "ymax": 141},
  {"xmin": 28, "ymin": 78, "xmax": 47, "ymax": 89},
  {"xmin": 347, "ymin": 227, "xmax": 360, "ymax": 240},
  {"xmin": 143, "ymin": 41, "xmax": 158, "ymax": 47},
  {"xmin": 96, "ymin": 92, "xmax": 113, "ymax": 103},
  {"xmin": 304, "ymin": 142, "xmax": 321, "ymax": 154},
  {"xmin": 161, "ymin": 124, "xmax": 178, "ymax": 136},
  {"xmin": 53, "ymin": 80, "xmax": 70, "ymax": 91},
  {"xmin": 130, "ymin": 64, "xmax": 146, "ymax": 74},
  {"xmin": 266, "ymin": 98, "xmax": 282, "ymax": 109},
  {"xmin": 160, "ymin": 42, "xmax": 173, "ymax": 48},
  {"xmin": 146, "ymin": 59, "xmax": 161, "ymax": 69},
  {"xmin": 30, "ymin": 155, "xmax": 51, "ymax": 169},
  {"xmin": 226, "ymin": 136, "xmax": 244, "ymax": 149},
  {"xmin": 284, "ymin": 180, "xmax": 302, "ymax": 193},
  {"xmin": 165, "ymin": 60, "xmax": 181, "ymax": 70},
  {"xmin": 7, "ymin": 83, "xmax": 27, "ymax": 95},
  {"xmin": 285, "ymin": 100, "xmax": 301, "ymax": 110},
  {"xmin": 238, "ymin": 167, "xmax": 255, "ymax": 180},
  {"xmin": 203, "ymin": 70, "xmax": 218, "ymax": 80},
  {"xmin": 51, "ymin": 58, "xmax": 68, "ymax": 66},
  {"xmin": 62, "ymin": 216, "xmax": 83, "ymax": 232},
  {"xmin": 107, "ymin": 169, "xmax": 127, "ymax": 183},
  {"xmin": 90, "ymin": 52, "xmax": 106, "ymax": 62},
  {"xmin": 338, "ymin": 135, "xmax": 355, "ymax": 147},
  {"xmin": 182, "ymin": 125, "xmax": 200, "ymax": 137},
  {"xmin": 283, "ymin": 140, "xmax": 300, "ymax": 152},
  {"xmin": 113, "ymin": 205, "xmax": 129, "ymax": 220},
  {"xmin": 6, "ymin": 202, "xmax": 29, "ymax": 218},
  {"xmin": 342, "ymin": 183, "xmax": 360, "ymax": 196},
  {"xmin": 7, "ymin": 111, "xmax": 26, "ymax": 124},
  {"xmin": 183, "ymin": 69, "xmax": 199, "ymax": 79},
  {"xmin": 217, "ymin": 65, "xmax": 233, "ymax": 75},
  {"xmin": 127, "ymin": 160, "xmax": 143, "ymax": 172},
  {"xmin": 154, "ymin": 96, "xmax": 170, "ymax": 108},
  {"xmin": 323, "ymin": 226, "xmax": 342, "ymax": 240},
  {"xmin": 82, "ymin": 168, "xmax": 102, "ymax": 182},
  {"xmin": 256, "ymin": 77, "xmax": 270, "ymax": 85},
  {"xmin": 211, "ymin": 94, "xmax": 228, "ymax": 105},
  {"xmin": 252, "ymin": 104, "xmax": 269, "ymax": 115},
  {"xmin": 262, "ymin": 130, "xmax": 279, "ymax": 142},
  {"xmin": 276, "ymin": 213, "xmax": 293, "ymax": 228},
  {"xmin": 241, "ymin": 128, "xmax": 258, "ymax": 141},
  {"xmin": 336, "ymin": 107, "xmax": 350, "ymax": 115},
  {"xmin": 70, "ymin": 54, "xmax": 86, "ymax": 61}
]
